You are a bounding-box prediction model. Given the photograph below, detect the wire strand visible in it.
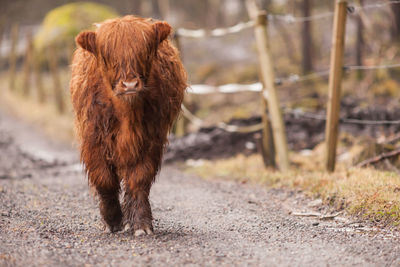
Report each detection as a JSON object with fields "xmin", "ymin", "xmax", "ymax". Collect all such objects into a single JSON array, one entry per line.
[
  {"xmin": 176, "ymin": 20, "xmax": 255, "ymax": 38},
  {"xmin": 269, "ymin": 12, "xmax": 334, "ymax": 23},
  {"xmin": 276, "ymin": 70, "xmax": 331, "ymax": 85},
  {"xmin": 344, "ymin": 63, "xmax": 400, "ymax": 71},
  {"xmin": 287, "ymin": 109, "xmax": 400, "ymax": 125}
]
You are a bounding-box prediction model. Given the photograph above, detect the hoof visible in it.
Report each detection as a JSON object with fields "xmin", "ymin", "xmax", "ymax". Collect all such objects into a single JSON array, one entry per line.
[
  {"xmin": 102, "ymin": 219, "xmax": 123, "ymax": 233},
  {"xmin": 134, "ymin": 229, "xmax": 146, "ymax": 236},
  {"xmin": 134, "ymin": 226, "xmax": 153, "ymax": 237},
  {"xmin": 108, "ymin": 224, "xmax": 123, "ymax": 233}
]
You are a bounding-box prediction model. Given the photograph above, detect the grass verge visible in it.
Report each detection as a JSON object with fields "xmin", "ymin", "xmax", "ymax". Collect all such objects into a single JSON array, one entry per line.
[
  {"xmin": 184, "ymin": 151, "xmax": 400, "ymax": 228},
  {"xmin": 0, "ymin": 86, "xmax": 75, "ymax": 145}
]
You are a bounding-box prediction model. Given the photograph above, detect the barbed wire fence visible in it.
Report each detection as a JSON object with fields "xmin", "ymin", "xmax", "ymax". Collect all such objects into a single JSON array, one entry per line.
[
  {"xmin": 173, "ymin": 0, "xmax": 400, "ymax": 171},
  {"xmin": 177, "ymin": 1, "xmax": 400, "ymax": 130}
]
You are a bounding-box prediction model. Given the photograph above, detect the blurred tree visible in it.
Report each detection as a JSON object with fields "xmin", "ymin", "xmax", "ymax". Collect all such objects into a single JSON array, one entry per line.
[
  {"xmin": 391, "ymin": 0, "xmax": 400, "ymax": 42},
  {"xmin": 237, "ymin": 0, "xmax": 249, "ymax": 20},
  {"xmin": 301, "ymin": 0, "xmax": 313, "ymax": 74},
  {"xmin": 355, "ymin": 0, "xmax": 364, "ymax": 79},
  {"xmin": 206, "ymin": 0, "xmax": 222, "ymax": 27},
  {"xmin": 151, "ymin": 0, "xmax": 161, "ymax": 18},
  {"xmin": 219, "ymin": 0, "xmax": 227, "ymax": 26},
  {"xmin": 123, "ymin": 0, "xmax": 139, "ymax": 14},
  {"xmin": 259, "ymin": 0, "xmax": 273, "ymax": 10},
  {"xmin": 158, "ymin": 0, "xmax": 170, "ymax": 20},
  {"xmin": 0, "ymin": 16, "xmax": 4, "ymax": 58}
]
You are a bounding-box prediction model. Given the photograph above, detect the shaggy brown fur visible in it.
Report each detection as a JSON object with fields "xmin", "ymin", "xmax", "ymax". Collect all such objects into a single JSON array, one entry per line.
[{"xmin": 70, "ymin": 15, "xmax": 187, "ymax": 235}]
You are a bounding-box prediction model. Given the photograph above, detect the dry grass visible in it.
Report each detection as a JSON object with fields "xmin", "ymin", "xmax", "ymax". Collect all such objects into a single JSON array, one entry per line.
[
  {"xmin": 184, "ymin": 149, "xmax": 400, "ymax": 228},
  {"xmin": 0, "ymin": 70, "xmax": 75, "ymax": 145}
]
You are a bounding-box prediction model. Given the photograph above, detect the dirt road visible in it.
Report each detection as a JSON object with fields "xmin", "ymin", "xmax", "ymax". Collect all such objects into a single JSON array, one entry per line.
[{"xmin": 1, "ymin": 110, "xmax": 400, "ymax": 267}]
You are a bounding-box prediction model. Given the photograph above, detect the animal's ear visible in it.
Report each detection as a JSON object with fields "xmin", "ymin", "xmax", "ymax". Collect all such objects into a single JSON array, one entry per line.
[
  {"xmin": 153, "ymin": 21, "xmax": 171, "ymax": 43},
  {"xmin": 76, "ymin": 31, "xmax": 97, "ymax": 54}
]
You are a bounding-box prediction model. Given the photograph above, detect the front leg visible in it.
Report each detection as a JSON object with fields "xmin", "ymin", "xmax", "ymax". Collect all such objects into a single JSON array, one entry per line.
[
  {"xmin": 123, "ymin": 186, "xmax": 153, "ymax": 236},
  {"xmin": 97, "ymin": 187, "xmax": 123, "ymax": 233},
  {"xmin": 84, "ymin": 149, "xmax": 123, "ymax": 233},
  {"xmin": 122, "ymin": 161, "xmax": 158, "ymax": 236}
]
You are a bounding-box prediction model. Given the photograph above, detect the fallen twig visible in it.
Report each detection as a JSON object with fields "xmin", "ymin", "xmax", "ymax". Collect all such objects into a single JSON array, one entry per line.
[
  {"xmin": 320, "ymin": 212, "xmax": 342, "ymax": 221},
  {"xmin": 292, "ymin": 211, "xmax": 342, "ymax": 220},
  {"xmin": 292, "ymin": 212, "xmax": 321, "ymax": 217},
  {"xmin": 356, "ymin": 147, "xmax": 400, "ymax": 168}
]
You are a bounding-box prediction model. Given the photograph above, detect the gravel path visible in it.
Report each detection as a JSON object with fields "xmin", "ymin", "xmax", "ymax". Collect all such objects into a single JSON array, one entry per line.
[{"xmin": 1, "ymin": 110, "xmax": 400, "ymax": 266}]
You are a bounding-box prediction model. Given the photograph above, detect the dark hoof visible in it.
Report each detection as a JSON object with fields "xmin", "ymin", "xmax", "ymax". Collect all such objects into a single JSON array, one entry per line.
[
  {"xmin": 100, "ymin": 199, "xmax": 123, "ymax": 233},
  {"xmin": 107, "ymin": 223, "xmax": 123, "ymax": 233}
]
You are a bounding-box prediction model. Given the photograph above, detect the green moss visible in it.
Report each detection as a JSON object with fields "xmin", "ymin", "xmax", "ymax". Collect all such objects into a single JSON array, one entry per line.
[{"xmin": 34, "ymin": 2, "xmax": 119, "ymax": 51}]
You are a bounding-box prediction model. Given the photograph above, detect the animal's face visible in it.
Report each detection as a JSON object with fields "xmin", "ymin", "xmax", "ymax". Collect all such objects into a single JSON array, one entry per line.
[{"xmin": 75, "ymin": 16, "xmax": 171, "ymax": 99}]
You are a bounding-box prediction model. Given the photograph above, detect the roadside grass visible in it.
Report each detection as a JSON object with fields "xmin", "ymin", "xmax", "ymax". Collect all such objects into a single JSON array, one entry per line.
[
  {"xmin": 184, "ymin": 149, "xmax": 400, "ymax": 228},
  {"xmin": 0, "ymin": 71, "xmax": 75, "ymax": 144}
]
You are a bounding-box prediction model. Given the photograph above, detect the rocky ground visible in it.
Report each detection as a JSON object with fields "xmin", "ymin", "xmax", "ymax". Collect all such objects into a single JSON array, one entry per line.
[{"xmin": 1, "ymin": 110, "xmax": 400, "ymax": 266}]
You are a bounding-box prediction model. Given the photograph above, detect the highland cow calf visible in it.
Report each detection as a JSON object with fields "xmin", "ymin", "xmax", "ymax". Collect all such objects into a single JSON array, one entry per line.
[{"xmin": 70, "ymin": 15, "xmax": 187, "ymax": 235}]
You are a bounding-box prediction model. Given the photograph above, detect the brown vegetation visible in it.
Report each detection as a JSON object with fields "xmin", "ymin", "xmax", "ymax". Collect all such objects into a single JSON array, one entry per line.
[{"xmin": 70, "ymin": 15, "xmax": 187, "ymax": 235}]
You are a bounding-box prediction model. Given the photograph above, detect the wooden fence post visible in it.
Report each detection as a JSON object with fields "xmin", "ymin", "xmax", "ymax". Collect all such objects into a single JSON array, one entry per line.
[
  {"xmin": 33, "ymin": 52, "xmax": 46, "ymax": 103},
  {"xmin": 260, "ymin": 99, "xmax": 276, "ymax": 168},
  {"xmin": 0, "ymin": 19, "xmax": 4, "ymax": 69},
  {"xmin": 173, "ymin": 32, "xmax": 186, "ymax": 137},
  {"xmin": 355, "ymin": 0, "xmax": 364, "ymax": 80},
  {"xmin": 22, "ymin": 30, "xmax": 33, "ymax": 96},
  {"xmin": 48, "ymin": 45, "xmax": 65, "ymax": 113},
  {"xmin": 9, "ymin": 24, "xmax": 19, "ymax": 91},
  {"xmin": 325, "ymin": 0, "xmax": 348, "ymax": 172},
  {"xmin": 253, "ymin": 11, "xmax": 289, "ymax": 171},
  {"xmin": 246, "ymin": 0, "xmax": 276, "ymax": 168}
]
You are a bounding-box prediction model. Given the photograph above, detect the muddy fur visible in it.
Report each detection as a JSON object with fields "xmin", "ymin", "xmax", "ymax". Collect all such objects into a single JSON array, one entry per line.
[{"xmin": 70, "ymin": 15, "xmax": 187, "ymax": 233}]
